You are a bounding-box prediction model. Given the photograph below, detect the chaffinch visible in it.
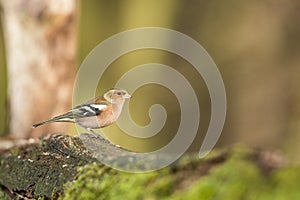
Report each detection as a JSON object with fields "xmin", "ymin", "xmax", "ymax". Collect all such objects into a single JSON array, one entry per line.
[{"xmin": 33, "ymin": 88, "xmax": 131, "ymax": 136}]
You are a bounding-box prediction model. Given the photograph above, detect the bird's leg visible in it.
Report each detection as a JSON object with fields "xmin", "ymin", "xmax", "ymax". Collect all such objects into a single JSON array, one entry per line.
[
  {"xmin": 86, "ymin": 128, "xmax": 100, "ymax": 137},
  {"xmin": 86, "ymin": 128, "xmax": 106, "ymax": 140}
]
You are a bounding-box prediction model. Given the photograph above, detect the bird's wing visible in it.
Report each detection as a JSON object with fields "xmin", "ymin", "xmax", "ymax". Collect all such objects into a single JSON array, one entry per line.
[{"xmin": 68, "ymin": 103, "xmax": 108, "ymax": 118}]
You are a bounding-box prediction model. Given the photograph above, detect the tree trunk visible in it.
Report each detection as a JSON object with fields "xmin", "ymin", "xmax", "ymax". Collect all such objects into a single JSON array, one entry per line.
[{"xmin": 1, "ymin": 0, "xmax": 78, "ymax": 138}]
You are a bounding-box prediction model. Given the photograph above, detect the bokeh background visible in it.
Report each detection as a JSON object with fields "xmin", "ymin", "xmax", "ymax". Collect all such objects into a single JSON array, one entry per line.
[{"xmin": 1, "ymin": 0, "xmax": 300, "ymax": 161}]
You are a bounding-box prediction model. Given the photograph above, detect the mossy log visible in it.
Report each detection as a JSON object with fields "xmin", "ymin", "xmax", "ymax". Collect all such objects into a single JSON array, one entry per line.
[{"xmin": 0, "ymin": 134, "xmax": 299, "ymax": 200}]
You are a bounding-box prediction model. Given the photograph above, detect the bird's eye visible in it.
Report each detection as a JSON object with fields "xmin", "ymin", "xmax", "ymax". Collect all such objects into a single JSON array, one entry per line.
[{"xmin": 117, "ymin": 92, "xmax": 122, "ymax": 95}]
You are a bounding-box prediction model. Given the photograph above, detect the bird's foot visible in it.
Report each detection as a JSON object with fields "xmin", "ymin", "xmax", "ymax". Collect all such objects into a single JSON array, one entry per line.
[{"xmin": 86, "ymin": 128, "xmax": 108, "ymax": 141}]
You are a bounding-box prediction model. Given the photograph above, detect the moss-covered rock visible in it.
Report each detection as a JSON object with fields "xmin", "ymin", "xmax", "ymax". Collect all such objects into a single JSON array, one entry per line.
[
  {"xmin": 1, "ymin": 134, "xmax": 300, "ymax": 200},
  {"xmin": 60, "ymin": 145, "xmax": 300, "ymax": 200},
  {"xmin": 0, "ymin": 188, "xmax": 11, "ymax": 200},
  {"xmin": 0, "ymin": 134, "xmax": 97, "ymax": 199}
]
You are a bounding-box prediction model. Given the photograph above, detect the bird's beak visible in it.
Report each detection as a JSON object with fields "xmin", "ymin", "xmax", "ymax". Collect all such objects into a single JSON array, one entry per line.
[{"xmin": 124, "ymin": 93, "xmax": 131, "ymax": 99}]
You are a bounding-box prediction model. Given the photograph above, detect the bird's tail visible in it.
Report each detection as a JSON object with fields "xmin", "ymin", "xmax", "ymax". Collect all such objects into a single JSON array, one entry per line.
[
  {"xmin": 32, "ymin": 113, "xmax": 74, "ymax": 128},
  {"xmin": 32, "ymin": 119, "xmax": 54, "ymax": 128}
]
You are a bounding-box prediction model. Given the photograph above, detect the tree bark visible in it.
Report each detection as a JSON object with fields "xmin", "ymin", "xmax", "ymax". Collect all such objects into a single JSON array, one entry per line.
[{"xmin": 1, "ymin": 0, "xmax": 78, "ymax": 138}]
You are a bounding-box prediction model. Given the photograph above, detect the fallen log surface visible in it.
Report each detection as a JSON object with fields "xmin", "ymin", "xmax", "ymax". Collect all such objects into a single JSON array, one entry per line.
[{"xmin": 0, "ymin": 133, "xmax": 299, "ymax": 200}]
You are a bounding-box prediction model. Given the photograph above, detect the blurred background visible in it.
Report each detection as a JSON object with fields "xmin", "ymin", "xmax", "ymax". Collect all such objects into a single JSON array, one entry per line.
[{"xmin": 0, "ymin": 0, "xmax": 300, "ymax": 162}]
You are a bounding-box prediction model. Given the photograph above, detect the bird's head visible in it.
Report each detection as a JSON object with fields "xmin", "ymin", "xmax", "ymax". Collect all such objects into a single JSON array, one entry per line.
[{"xmin": 104, "ymin": 88, "xmax": 131, "ymax": 104}]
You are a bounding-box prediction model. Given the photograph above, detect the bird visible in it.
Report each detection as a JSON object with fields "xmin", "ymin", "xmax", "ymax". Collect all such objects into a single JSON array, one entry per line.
[{"xmin": 32, "ymin": 88, "xmax": 131, "ymax": 137}]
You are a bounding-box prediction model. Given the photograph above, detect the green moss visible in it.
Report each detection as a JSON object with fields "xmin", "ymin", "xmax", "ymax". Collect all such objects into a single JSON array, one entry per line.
[
  {"xmin": 257, "ymin": 167, "xmax": 300, "ymax": 200},
  {"xmin": 61, "ymin": 146, "xmax": 300, "ymax": 200},
  {"xmin": 167, "ymin": 148, "xmax": 300, "ymax": 200},
  {"xmin": 61, "ymin": 163, "xmax": 174, "ymax": 200},
  {"xmin": 0, "ymin": 189, "xmax": 11, "ymax": 200},
  {"xmin": 167, "ymin": 149, "xmax": 265, "ymax": 200},
  {"xmin": 9, "ymin": 147, "xmax": 19, "ymax": 157}
]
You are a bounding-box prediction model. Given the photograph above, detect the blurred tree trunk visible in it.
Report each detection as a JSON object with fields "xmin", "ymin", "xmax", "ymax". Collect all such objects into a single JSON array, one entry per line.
[
  {"xmin": 0, "ymin": 15, "xmax": 8, "ymax": 137},
  {"xmin": 1, "ymin": 0, "xmax": 78, "ymax": 138}
]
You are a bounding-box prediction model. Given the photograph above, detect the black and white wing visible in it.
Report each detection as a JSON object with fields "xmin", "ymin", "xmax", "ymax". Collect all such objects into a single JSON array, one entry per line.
[
  {"xmin": 32, "ymin": 102, "xmax": 109, "ymax": 128},
  {"xmin": 69, "ymin": 103, "xmax": 108, "ymax": 118}
]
